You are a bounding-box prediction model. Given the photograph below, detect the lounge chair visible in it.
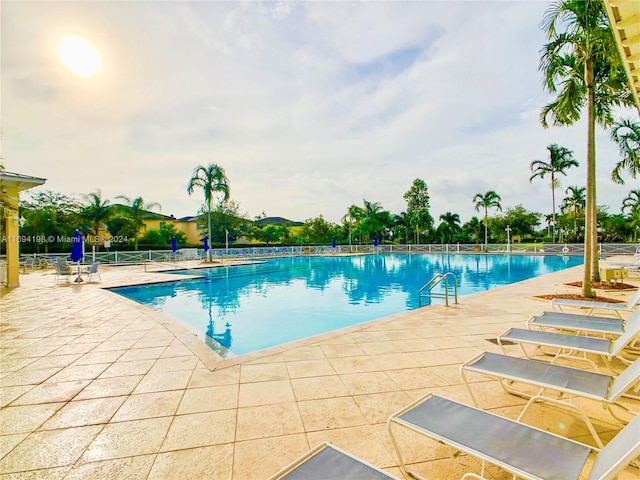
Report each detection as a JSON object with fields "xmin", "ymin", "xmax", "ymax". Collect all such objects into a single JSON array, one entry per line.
[
  {"xmin": 527, "ymin": 311, "xmax": 625, "ymax": 337},
  {"xmin": 460, "ymin": 352, "xmax": 640, "ymax": 448},
  {"xmin": 387, "ymin": 393, "xmax": 640, "ymax": 480},
  {"xmin": 267, "ymin": 442, "xmax": 400, "ymax": 480},
  {"xmin": 497, "ymin": 309, "xmax": 640, "ymax": 371},
  {"xmin": 551, "ymin": 288, "xmax": 640, "ymax": 318}
]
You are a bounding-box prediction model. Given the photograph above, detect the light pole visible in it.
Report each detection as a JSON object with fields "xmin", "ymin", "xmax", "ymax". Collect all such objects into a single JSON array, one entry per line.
[{"xmin": 505, "ymin": 224, "xmax": 512, "ymax": 253}]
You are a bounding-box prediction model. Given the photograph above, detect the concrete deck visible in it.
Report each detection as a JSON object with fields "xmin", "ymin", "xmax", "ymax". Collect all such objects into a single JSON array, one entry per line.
[{"xmin": 1, "ymin": 257, "xmax": 638, "ymax": 479}]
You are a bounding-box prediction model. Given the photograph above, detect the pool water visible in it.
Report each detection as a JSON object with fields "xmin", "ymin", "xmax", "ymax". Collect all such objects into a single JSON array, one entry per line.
[{"xmin": 111, "ymin": 254, "xmax": 582, "ymax": 357}]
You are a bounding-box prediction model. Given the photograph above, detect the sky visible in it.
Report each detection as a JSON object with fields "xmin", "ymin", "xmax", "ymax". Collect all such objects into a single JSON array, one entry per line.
[{"xmin": 2, "ymin": 0, "xmax": 639, "ymax": 226}]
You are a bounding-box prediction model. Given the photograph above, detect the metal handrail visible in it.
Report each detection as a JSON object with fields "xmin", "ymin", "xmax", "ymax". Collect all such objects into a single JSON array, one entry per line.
[{"xmin": 418, "ymin": 272, "xmax": 458, "ymax": 307}]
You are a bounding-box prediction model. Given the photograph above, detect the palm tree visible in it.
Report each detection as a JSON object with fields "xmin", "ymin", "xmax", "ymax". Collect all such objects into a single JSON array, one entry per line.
[
  {"xmin": 610, "ymin": 118, "xmax": 640, "ymax": 184},
  {"xmin": 539, "ymin": 0, "xmax": 632, "ymax": 297},
  {"xmin": 81, "ymin": 190, "xmax": 111, "ymax": 238},
  {"xmin": 529, "ymin": 144, "xmax": 579, "ymax": 242},
  {"xmin": 472, "ymin": 191, "xmax": 502, "ymax": 247},
  {"xmin": 361, "ymin": 200, "xmax": 387, "ymax": 243},
  {"xmin": 187, "ymin": 164, "xmax": 230, "ymax": 260},
  {"xmin": 341, "ymin": 204, "xmax": 364, "ymax": 246},
  {"xmin": 463, "ymin": 216, "xmax": 483, "ymax": 244},
  {"xmin": 561, "ymin": 185, "xmax": 586, "ymax": 238},
  {"xmin": 622, "ymin": 189, "xmax": 640, "ymax": 241},
  {"xmin": 437, "ymin": 212, "xmax": 461, "ymax": 244},
  {"xmin": 115, "ymin": 196, "xmax": 161, "ymax": 250}
]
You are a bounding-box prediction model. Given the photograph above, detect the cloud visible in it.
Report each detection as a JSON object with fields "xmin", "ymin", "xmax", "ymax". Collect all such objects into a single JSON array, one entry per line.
[{"xmin": 3, "ymin": 0, "xmax": 637, "ymax": 227}]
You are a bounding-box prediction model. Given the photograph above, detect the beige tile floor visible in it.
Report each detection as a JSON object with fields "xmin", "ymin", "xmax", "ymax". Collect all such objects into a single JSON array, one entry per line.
[{"xmin": 1, "ymin": 257, "xmax": 638, "ymax": 479}]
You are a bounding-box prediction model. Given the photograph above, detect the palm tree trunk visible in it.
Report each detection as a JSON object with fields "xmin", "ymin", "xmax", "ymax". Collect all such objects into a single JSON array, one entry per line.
[
  {"xmin": 588, "ymin": 72, "xmax": 600, "ymax": 284},
  {"xmin": 583, "ymin": 60, "xmax": 595, "ymax": 297},
  {"xmin": 484, "ymin": 208, "xmax": 488, "ymax": 247},
  {"xmin": 207, "ymin": 203, "xmax": 213, "ymax": 262},
  {"xmin": 551, "ymin": 174, "xmax": 556, "ymax": 243}
]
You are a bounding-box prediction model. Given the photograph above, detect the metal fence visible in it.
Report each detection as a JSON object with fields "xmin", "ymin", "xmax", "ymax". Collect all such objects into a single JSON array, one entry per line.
[{"xmin": 9, "ymin": 242, "xmax": 640, "ymax": 267}]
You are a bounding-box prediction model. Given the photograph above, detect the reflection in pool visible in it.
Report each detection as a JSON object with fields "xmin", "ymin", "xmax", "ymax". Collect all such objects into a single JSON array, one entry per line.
[{"xmin": 111, "ymin": 254, "xmax": 581, "ymax": 357}]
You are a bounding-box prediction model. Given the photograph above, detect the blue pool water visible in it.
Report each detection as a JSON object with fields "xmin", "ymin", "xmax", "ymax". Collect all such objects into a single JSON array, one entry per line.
[{"xmin": 111, "ymin": 254, "xmax": 582, "ymax": 357}]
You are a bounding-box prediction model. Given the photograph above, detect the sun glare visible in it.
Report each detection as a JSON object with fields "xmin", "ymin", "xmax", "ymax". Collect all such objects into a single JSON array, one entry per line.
[{"xmin": 58, "ymin": 37, "xmax": 101, "ymax": 77}]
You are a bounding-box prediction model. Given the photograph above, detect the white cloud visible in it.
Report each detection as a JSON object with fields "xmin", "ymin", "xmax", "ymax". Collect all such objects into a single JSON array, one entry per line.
[{"xmin": 3, "ymin": 0, "xmax": 638, "ymax": 227}]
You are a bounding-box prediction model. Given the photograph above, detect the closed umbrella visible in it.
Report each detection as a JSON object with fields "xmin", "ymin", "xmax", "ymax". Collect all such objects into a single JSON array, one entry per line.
[
  {"xmin": 171, "ymin": 236, "xmax": 178, "ymax": 260},
  {"xmin": 374, "ymin": 236, "xmax": 379, "ymax": 247},
  {"xmin": 203, "ymin": 235, "xmax": 209, "ymax": 259},
  {"xmin": 332, "ymin": 236, "xmax": 336, "ymax": 248},
  {"xmin": 70, "ymin": 229, "xmax": 84, "ymax": 282}
]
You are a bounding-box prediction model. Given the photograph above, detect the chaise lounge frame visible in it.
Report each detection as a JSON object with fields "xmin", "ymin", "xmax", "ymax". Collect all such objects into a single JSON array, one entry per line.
[
  {"xmin": 551, "ymin": 288, "xmax": 640, "ymax": 319},
  {"xmin": 267, "ymin": 442, "xmax": 399, "ymax": 480},
  {"xmin": 387, "ymin": 393, "xmax": 640, "ymax": 480},
  {"xmin": 526, "ymin": 310, "xmax": 625, "ymax": 337},
  {"xmin": 497, "ymin": 309, "xmax": 640, "ymax": 372},
  {"xmin": 460, "ymin": 352, "xmax": 640, "ymax": 448}
]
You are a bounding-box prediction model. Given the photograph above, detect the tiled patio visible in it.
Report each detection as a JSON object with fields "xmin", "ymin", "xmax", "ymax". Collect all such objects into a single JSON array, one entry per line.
[{"xmin": 1, "ymin": 257, "xmax": 638, "ymax": 479}]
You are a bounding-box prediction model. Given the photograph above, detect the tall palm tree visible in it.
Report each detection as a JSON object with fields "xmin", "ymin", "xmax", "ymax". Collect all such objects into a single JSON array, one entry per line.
[
  {"xmin": 610, "ymin": 118, "xmax": 640, "ymax": 184},
  {"xmin": 561, "ymin": 185, "xmax": 586, "ymax": 238},
  {"xmin": 115, "ymin": 196, "xmax": 161, "ymax": 250},
  {"xmin": 187, "ymin": 164, "xmax": 230, "ymax": 260},
  {"xmin": 472, "ymin": 191, "xmax": 502, "ymax": 247},
  {"xmin": 539, "ymin": 0, "xmax": 631, "ymax": 297},
  {"xmin": 529, "ymin": 144, "xmax": 579, "ymax": 242},
  {"xmin": 81, "ymin": 190, "xmax": 111, "ymax": 238}
]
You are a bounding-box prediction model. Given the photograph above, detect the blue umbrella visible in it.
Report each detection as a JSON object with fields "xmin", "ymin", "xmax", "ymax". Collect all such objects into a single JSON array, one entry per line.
[
  {"xmin": 70, "ymin": 230, "xmax": 84, "ymax": 262},
  {"xmin": 69, "ymin": 230, "xmax": 84, "ymax": 282},
  {"xmin": 203, "ymin": 235, "xmax": 209, "ymax": 252},
  {"xmin": 171, "ymin": 236, "xmax": 177, "ymax": 253},
  {"xmin": 374, "ymin": 236, "xmax": 379, "ymax": 247},
  {"xmin": 332, "ymin": 236, "xmax": 336, "ymax": 248}
]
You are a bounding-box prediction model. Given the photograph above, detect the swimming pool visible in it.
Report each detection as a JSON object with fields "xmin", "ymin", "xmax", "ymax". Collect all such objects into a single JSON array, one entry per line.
[{"xmin": 111, "ymin": 254, "xmax": 582, "ymax": 357}]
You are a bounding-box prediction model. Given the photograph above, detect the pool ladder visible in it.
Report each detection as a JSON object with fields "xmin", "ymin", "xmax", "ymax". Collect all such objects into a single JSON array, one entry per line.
[{"xmin": 418, "ymin": 272, "xmax": 458, "ymax": 307}]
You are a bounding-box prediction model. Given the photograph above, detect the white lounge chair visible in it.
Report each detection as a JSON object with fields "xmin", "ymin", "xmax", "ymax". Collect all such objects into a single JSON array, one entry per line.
[
  {"xmin": 497, "ymin": 309, "xmax": 640, "ymax": 371},
  {"xmin": 267, "ymin": 442, "xmax": 400, "ymax": 480},
  {"xmin": 460, "ymin": 352, "xmax": 640, "ymax": 448},
  {"xmin": 551, "ymin": 288, "xmax": 640, "ymax": 318},
  {"xmin": 387, "ymin": 393, "xmax": 640, "ymax": 480},
  {"xmin": 526, "ymin": 311, "xmax": 625, "ymax": 336}
]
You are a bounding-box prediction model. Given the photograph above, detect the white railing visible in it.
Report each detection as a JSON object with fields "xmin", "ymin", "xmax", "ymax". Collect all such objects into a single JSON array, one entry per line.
[{"xmin": 16, "ymin": 242, "xmax": 640, "ymax": 266}]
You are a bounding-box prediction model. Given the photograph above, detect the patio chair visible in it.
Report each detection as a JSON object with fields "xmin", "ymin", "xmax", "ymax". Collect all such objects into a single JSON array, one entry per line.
[
  {"xmin": 19, "ymin": 256, "xmax": 35, "ymax": 272},
  {"xmin": 387, "ymin": 393, "xmax": 640, "ymax": 480},
  {"xmin": 551, "ymin": 288, "xmax": 640, "ymax": 318},
  {"xmin": 460, "ymin": 352, "xmax": 640, "ymax": 448},
  {"xmin": 526, "ymin": 311, "xmax": 625, "ymax": 337},
  {"xmin": 84, "ymin": 262, "xmax": 101, "ymax": 282},
  {"xmin": 54, "ymin": 261, "xmax": 72, "ymax": 284},
  {"xmin": 497, "ymin": 309, "xmax": 640, "ymax": 372},
  {"xmin": 267, "ymin": 442, "xmax": 400, "ymax": 480}
]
